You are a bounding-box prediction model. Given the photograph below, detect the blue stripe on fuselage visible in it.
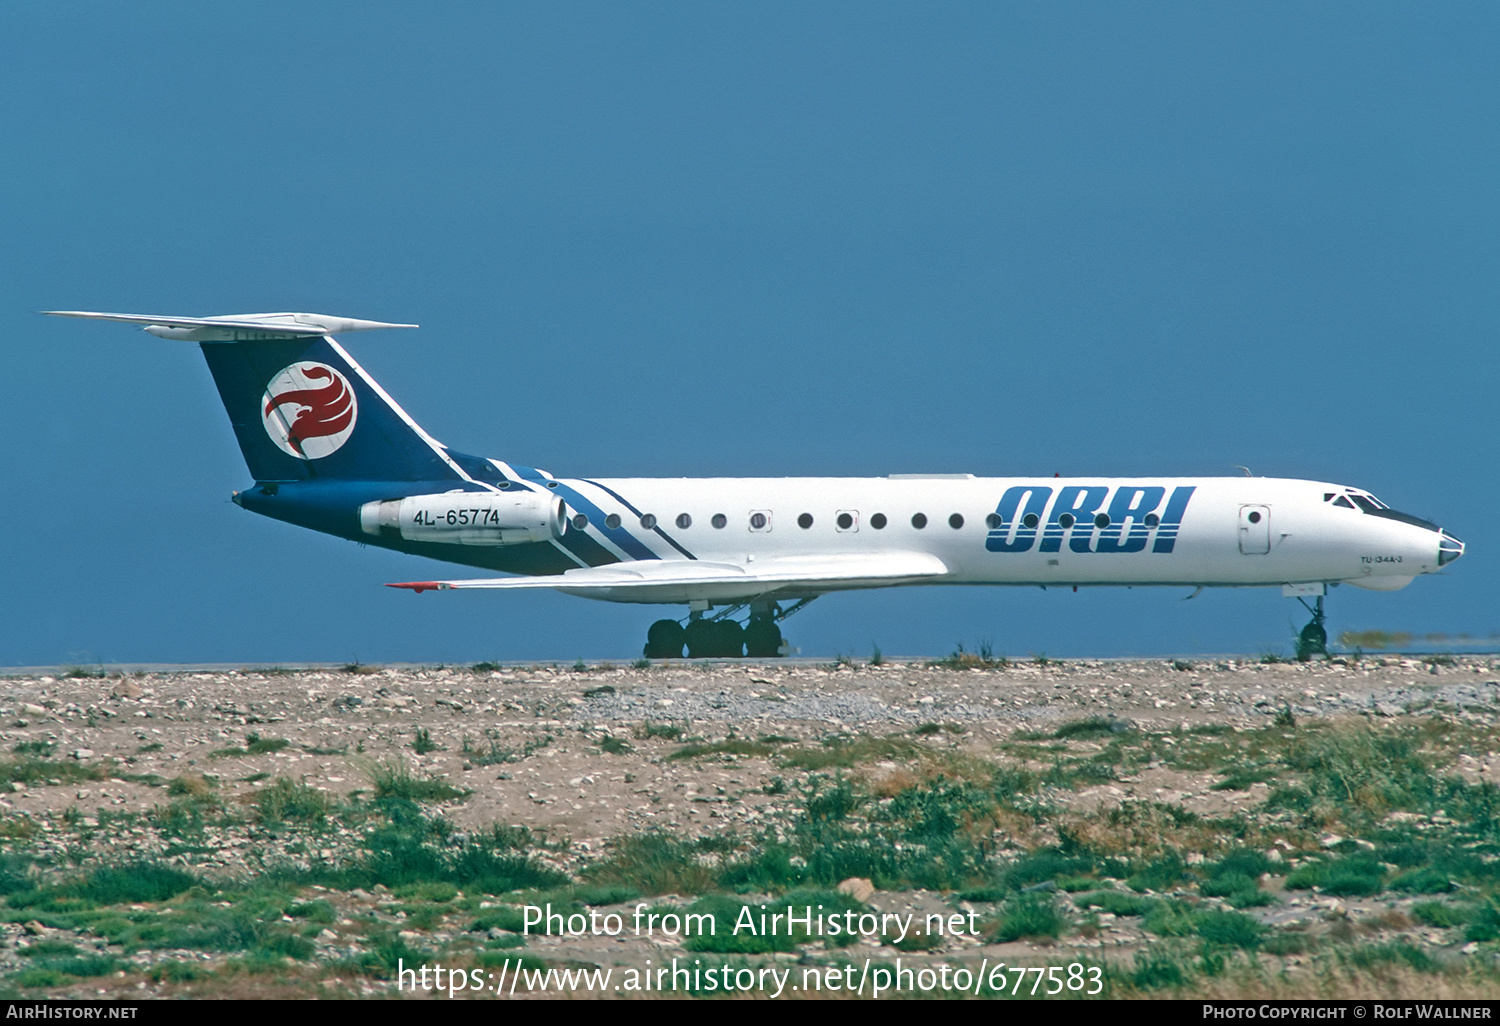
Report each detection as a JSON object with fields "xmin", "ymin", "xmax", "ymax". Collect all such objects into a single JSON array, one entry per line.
[
  {"xmin": 549, "ymin": 482, "xmax": 661, "ymax": 561},
  {"xmin": 555, "ymin": 522, "xmax": 622, "ymax": 568},
  {"xmin": 581, "ymin": 479, "xmax": 697, "ymax": 560}
]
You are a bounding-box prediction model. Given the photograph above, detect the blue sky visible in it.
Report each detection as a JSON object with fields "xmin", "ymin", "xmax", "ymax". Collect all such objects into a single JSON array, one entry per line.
[{"xmin": 3, "ymin": 2, "xmax": 1495, "ymax": 665}]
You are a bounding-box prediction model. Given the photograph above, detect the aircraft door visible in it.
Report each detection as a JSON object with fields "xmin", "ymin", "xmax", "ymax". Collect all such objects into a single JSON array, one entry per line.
[{"xmin": 1238, "ymin": 505, "xmax": 1270, "ymax": 555}]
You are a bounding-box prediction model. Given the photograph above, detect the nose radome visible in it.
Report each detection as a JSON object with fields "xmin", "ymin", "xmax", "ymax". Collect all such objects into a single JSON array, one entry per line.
[{"xmin": 1438, "ymin": 531, "xmax": 1464, "ymax": 567}]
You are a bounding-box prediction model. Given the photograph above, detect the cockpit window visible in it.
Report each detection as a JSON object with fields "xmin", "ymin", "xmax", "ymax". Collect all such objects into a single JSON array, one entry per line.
[
  {"xmin": 1325, "ymin": 489, "xmax": 1435, "ymax": 529},
  {"xmin": 1327, "ymin": 489, "xmax": 1389, "ymax": 512}
]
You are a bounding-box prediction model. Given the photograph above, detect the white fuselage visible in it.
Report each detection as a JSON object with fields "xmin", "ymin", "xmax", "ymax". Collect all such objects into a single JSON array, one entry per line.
[{"xmin": 536, "ymin": 474, "xmax": 1450, "ymax": 604}]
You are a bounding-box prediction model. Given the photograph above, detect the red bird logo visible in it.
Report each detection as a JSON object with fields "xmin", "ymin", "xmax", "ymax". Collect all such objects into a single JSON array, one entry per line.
[{"xmin": 261, "ymin": 363, "xmax": 358, "ymax": 458}]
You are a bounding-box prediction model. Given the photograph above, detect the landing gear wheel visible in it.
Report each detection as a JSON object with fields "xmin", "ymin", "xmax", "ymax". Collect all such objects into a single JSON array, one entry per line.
[
  {"xmin": 1296, "ymin": 621, "xmax": 1327, "ymax": 662},
  {"xmin": 714, "ymin": 619, "xmax": 745, "ymax": 658},
  {"xmin": 684, "ymin": 618, "xmax": 717, "ymax": 658},
  {"xmin": 685, "ymin": 618, "xmax": 744, "ymax": 657},
  {"xmin": 744, "ymin": 618, "xmax": 783, "ymax": 658},
  {"xmin": 1295, "ymin": 595, "xmax": 1329, "ymax": 662},
  {"xmin": 644, "ymin": 619, "xmax": 685, "ymax": 659}
]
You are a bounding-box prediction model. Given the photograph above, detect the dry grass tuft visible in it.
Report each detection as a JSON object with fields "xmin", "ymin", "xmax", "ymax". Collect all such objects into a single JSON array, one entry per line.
[{"xmin": 165, "ymin": 773, "xmax": 215, "ymax": 799}]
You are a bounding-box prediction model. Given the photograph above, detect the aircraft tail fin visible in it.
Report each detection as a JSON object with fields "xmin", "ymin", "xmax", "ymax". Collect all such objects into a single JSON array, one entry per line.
[{"xmin": 50, "ymin": 310, "xmax": 462, "ymax": 484}]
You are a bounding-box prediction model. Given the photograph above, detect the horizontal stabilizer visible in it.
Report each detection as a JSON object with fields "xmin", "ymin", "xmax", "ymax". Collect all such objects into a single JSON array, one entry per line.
[
  {"xmin": 45, "ymin": 310, "xmax": 416, "ymax": 342},
  {"xmin": 389, "ymin": 551, "xmax": 950, "ymax": 601}
]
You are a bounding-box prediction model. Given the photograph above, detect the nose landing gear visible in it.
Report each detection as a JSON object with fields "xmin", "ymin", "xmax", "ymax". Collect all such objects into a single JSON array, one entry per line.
[{"xmin": 1295, "ymin": 595, "xmax": 1328, "ymax": 661}]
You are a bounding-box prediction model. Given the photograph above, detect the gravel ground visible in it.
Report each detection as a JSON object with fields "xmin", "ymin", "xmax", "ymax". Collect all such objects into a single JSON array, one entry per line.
[
  {"xmin": 4, "ymin": 656, "xmax": 1499, "ymax": 856},
  {"xmin": 2, "ymin": 655, "xmax": 1498, "ymax": 999}
]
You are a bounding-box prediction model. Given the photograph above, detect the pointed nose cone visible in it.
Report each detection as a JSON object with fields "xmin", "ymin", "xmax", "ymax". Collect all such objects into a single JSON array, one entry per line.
[{"xmin": 1438, "ymin": 531, "xmax": 1464, "ymax": 567}]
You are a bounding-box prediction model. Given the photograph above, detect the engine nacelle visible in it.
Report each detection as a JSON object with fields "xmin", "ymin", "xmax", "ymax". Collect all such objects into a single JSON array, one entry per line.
[{"xmin": 359, "ymin": 489, "xmax": 566, "ymax": 546}]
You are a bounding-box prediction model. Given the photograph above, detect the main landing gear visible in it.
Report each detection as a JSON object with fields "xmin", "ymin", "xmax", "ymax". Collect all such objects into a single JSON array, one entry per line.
[
  {"xmin": 643, "ymin": 599, "xmax": 812, "ymax": 659},
  {"xmin": 1295, "ymin": 594, "xmax": 1329, "ymax": 662}
]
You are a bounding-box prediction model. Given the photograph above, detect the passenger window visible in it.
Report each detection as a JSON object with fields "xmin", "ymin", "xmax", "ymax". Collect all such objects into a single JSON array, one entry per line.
[
  {"xmin": 1058, "ymin": 513, "xmax": 1075, "ymax": 529},
  {"xmin": 837, "ymin": 512, "xmax": 855, "ymax": 530},
  {"xmin": 911, "ymin": 513, "xmax": 928, "ymax": 529},
  {"xmin": 712, "ymin": 513, "xmax": 728, "ymax": 529},
  {"xmin": 870, "ymin": 513, "xmax": 887, "ymax": 529},
  {"xmin": 571, "ymin": 513, "xmax": 589, "ymax": 529},
  {"xmin": 798, "ymin": 513, "xmax": 814, "ymax": 529},
  {"xmin": 985, "ymin": 513, "xmax": 1002, "ymax": 530},
  {"xmin": 1144, "ymin": 513, "xmax": 1159, "ymax": 527},
  {"xmin": 640, "ymin": 514, "xmax": 657, "ymax": 529},
  {"xmin": 604, "ymin": 513, "xmax": 621, "ymax": 530},
  {"xmin": 1022, "ymin": 513, "xmax": 1039, "ymax": 529},
  {"xmin": 676, "ymin": 513, "xmax": 692, "ymax": 529},
  {"xmin": 948, "ymin": 513, "xmax": 964, "ymax": 529},
  {"xmin": 1094, "ymin": 513, "xmax": 1110, "ymax": 528},
  {"xmin": 749, "ymin": 512, "xmax": 768, "ymax": 530}
]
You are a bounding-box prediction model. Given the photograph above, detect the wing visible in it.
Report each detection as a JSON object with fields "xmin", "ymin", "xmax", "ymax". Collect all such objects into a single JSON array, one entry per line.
[{"xmin": 388, "ymin": 552, "xmax": 950, "ymax": 603}]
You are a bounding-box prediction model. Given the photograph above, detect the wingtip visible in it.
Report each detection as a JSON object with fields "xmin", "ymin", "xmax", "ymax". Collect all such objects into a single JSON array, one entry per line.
[{"xmin": 387, "ymin": 581, "xmax": 447, "ymax": 593}]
